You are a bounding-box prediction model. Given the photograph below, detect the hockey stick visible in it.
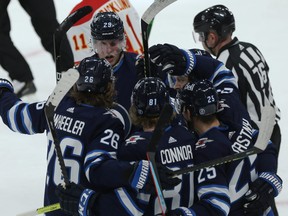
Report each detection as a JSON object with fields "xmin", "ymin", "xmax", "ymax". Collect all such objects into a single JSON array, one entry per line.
[
  {"xmin": 173, "ymin": 104, "xmax": 276, "ymax": 176},
  {"xmin": 55, "ymin": 6, "xmax": 92, "ymax": 83},
  {"xmin": 141, "ymin": 0, "xmax": 177, "ymax": 77},
  {"xmin": 146, "ymin": 103, "xmax": 174, "ymax": 215},
  {"xmin": 16, "ymin": 203, "xmax": 60, "ymax": 216},
  {"xmin": 17, "ymin": 69, "xmax": 79, "ymax": 216},
  {"xmin": 45, "ymin": 69, "xmax": 80, "ymax": 186}
]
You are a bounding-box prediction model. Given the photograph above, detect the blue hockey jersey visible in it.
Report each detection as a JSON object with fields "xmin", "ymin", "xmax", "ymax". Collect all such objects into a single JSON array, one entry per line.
[
  {"xmin": 118, "ymin": 124, "xmax": 199, "ymax": 215},
  {"xmin": 0, "ymin": 91, "xmax": 142, "ymax": 216},
  {"xmin": 118, "ymin": 114, "xmax": 277, "ymax": 216},
  {"xmin": 190, "ymin": 118, "xmax": 277, "ymax": 216},
  {"xmin": 93, "ymin": 51, "xmax": 138, "ymax": 111}
]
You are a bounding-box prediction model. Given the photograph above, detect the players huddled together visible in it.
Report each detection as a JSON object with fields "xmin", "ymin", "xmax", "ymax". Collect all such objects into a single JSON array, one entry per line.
[{"xmin": 0, "ymin": 2, "xmax": 283, "ymax": 216}]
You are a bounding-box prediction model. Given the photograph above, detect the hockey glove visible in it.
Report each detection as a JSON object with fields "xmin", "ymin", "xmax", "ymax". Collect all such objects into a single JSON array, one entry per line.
[
  {"xmin": 56, "ymin": 182, "xmax": 99, "ymax": 216},
  {"xmin": 243, "ymin": 172, "xmax": 282, "ymax": 216},
  {"xmin": 0, "ymin": 78, "xmax": 14, "ymax": 95},
  {"xmin": 166, "ymin": 207, "xmax": 195, "ymax": 216},
  {"xmin": 129, "ymin": 160, "xmax": 181, "ymax": 192},
  {"xmin": 135, "ymin": 54, "xmax": 161, "ymax": 79},
  {"xmin": 149, "ymin": 43, "xmax": 195, "ymax": 76}
]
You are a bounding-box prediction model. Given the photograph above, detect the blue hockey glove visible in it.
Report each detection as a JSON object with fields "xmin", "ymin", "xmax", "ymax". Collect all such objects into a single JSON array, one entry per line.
[
  {"xmin": 0, "ymin": 78, "xmax": 14, "ymax": 95},
  {"xmin": 243, "ymin": 172, "xmax": 282, "ymax": 216},
  {"xmin": 166, "ymin": 207, "xmax": 195, "ymax": 216},
  {"xmin": 149, "ymin": 43, "xmax": 195, "ymax": 76},
  {"xmin": 129, "ymin": 160, "xmax": 181, "ymax": 191},
  {"xmin": 56, "ymin": 182, "xmax": 99, "ymax": 216}
]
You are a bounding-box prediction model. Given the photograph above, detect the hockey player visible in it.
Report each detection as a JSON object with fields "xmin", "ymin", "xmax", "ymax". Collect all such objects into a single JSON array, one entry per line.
[
  {"xmin": 55, "ymin": 77, "xmax": 191, "ymax": 215},
  {"xmin": 167, "ymin": 80, "xmax": 282, "ymax": 216},
  {"xmin": 149, "ymin": 43, "xmax": 250, "ymax": 126},
  {"xmin": 89, "ymin": 11, "xmax": 139, "ymax": 111},
  {"xmin": 0, "ymin": 57, "xmax": 160, "ymax": 216},
  {"xmin": 55, "ymin": 77, "xmax": 235, "ymax": 216},
  {"xmin": 0, "ymin": 0, "xmax": 74, "ymax": 97},
  {"xmin": 67, "ymin": 0, "xmax": 143, "ymax": 65},
  {"xmin": 193, "ymin": 5, "xmax": 281, "ymax": 176},
  {"xmin": 148, "ymin": 44, "xmax": 282, "ymax": 215},
  {"xmin": 119, "ymin": 77, "xmax": 196, "ymax": 215}
]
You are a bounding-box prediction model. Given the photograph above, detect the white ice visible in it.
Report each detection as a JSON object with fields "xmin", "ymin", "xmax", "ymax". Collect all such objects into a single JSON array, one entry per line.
[{"xmin": 0, "ymin": 0, "xmax": 287, "ymax": 215}]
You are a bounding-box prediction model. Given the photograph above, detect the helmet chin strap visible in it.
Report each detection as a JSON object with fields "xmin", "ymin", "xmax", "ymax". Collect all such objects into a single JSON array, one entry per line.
[
  {"xmin": 204, "ymin": 40, "xmax": 217, "ymax": 56},
  {"xmin": 204, "ymin": 34, "xmax": 221, "ymax": 56}
]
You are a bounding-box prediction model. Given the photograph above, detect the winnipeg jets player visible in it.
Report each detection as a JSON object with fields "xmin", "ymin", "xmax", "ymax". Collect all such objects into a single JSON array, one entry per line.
[
  {"xmin": 56, "ymin": 77, "xmax": 238, "ymax": 216},
  {"xmin": 167, "ymin": 80, "xmax": 282, "ymax": 216},
  {"xmin": 149, "ymin": 43, "xmax": 251, "ymax": 126},
  {"xmin": 89, "ymin": 11, "xmax": 139, "ymax": 111},
  {"xmin": 67, "ymin": 0, "xmax": 143, "ymax": 65},
  {"xmin": 0, "ymin": 57, "xmax": 152, "ymax": 216}
]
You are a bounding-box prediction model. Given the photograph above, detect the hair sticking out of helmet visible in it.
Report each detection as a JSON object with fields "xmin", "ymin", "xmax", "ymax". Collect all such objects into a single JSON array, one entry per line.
[
  {"xmin": 90, "ymin": 12, "xmax": 124, "ymax": 41},
  {"xmin": 76, "ymin": 56, "xmax": 114, "ymax": 93},
  {"xmin": 193, "ymin": 5, "xmax": 235, "ymax": 39},
  {"xmin": 131, "ymin": 77, "xmax": 169, "ymax": 117},
  {"xmin": 176, "ymin": 79, "xmax": 219, "ymax": 116}
]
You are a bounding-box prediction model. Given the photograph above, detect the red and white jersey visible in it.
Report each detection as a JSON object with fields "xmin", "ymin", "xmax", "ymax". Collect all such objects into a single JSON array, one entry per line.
[{"xmin": 67, "ymin": 0, "xmax": 143, "ymax": 64}]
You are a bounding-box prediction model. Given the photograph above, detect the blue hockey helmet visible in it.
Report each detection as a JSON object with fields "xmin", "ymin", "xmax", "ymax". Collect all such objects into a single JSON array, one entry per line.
[
  {"xmin": 176, "ymin": 79, "xmax": 219, "ymax": 116},
  {"xmin": 90, "ymin": 12, "xmax": 124, "ymax": 40},
  {"xmin": 76, "ymin": 56, "xmax": 114, "ymax": 93},
  {"xmin": 131, "ymin": 77, "xmax": 169, "ymax": 117},
  {"xmin": 193, "ymin": 5, "xmax": 235, "ymax": 39}
]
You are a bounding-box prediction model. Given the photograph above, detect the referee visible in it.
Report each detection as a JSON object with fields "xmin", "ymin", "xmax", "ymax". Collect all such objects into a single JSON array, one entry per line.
[{"xmin": 193, "ymin": 4, "xmax": 281, "ymax": 215}]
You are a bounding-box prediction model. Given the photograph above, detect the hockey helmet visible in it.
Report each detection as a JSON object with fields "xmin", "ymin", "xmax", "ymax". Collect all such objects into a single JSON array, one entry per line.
[
  {"xmin": 90, "ymin": 12, "xmax": 124, "ymax": 40},
  {"xmin": 176, "ymin": 79, "xmax": 219, "ymax": 116},
  {"xmin": 131, "ymin": 77, "xmax": 169, "ymax": 117},
  {"xmin": 76, "ymin": 56, "xmax": 114, "ymax": 93},
  {"xmin": 193, "ymin": 5, "xmax": 235, "ymax": 39}
]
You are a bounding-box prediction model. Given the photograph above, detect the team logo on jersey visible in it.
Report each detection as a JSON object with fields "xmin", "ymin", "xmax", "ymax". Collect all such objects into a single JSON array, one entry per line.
[
  {"xmin": 195, "ymin": 137, "xmax": 213, "ymax": 150},
  {"xmin": 168, "ymin": 136, "xmax": 177, "ymax": 144},
  {"xmin": 125, "ymin": 135, "xmax": 145, "ymax": 145},
  {"xmin": 66, "ymin": 107, "xmax": 75, "ymax": 113}
]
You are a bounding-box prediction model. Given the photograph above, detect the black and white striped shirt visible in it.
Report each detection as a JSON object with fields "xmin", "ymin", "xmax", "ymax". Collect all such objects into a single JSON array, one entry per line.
[{"xmin": 217, "ymin": 37, "xmax": 280, "ymax": 129}]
